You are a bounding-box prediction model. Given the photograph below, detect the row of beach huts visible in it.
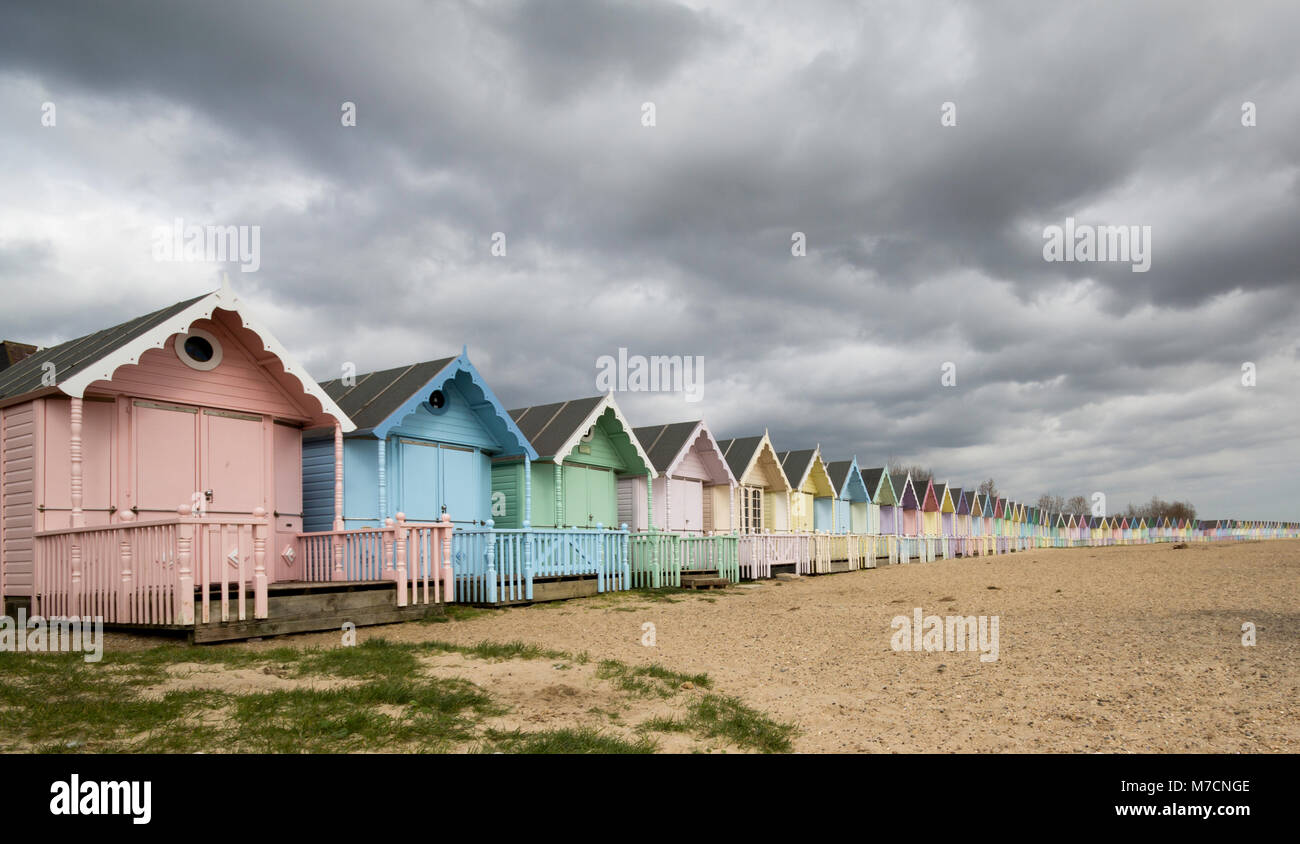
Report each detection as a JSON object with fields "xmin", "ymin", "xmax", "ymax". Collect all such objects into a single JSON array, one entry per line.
[{"xmin": 2, "ymin": 283, "xmax": 1295, "ymax": 641}]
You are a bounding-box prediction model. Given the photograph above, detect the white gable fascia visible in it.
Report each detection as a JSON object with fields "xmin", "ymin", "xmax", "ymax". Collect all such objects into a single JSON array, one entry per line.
[
  {"xmin": 57, "ymin": 282, "xmax": 356, "ymax": 432},
  {"xmin": 552, "ymin": 392, "xmax": 657, "ymax": 478}
]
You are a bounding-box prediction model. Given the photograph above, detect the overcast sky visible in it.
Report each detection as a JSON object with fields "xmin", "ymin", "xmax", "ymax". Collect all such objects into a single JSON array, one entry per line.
[{"xmin": 1, "ymin": 1, "xmax": 1297, "ymax": 519}]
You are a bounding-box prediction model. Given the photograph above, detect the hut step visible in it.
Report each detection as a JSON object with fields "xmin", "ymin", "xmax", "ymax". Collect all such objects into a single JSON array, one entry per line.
[{"xmin": 681, "ymin": 574, "xmax": 728, "ymax": 590}]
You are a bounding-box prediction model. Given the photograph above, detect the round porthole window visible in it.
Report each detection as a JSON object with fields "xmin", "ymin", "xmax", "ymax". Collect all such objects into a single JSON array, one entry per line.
[
  {"xmin": 428, "ymin": 389, "xmax": 447, "ymax": 410},
  {"xmin": 174, "ymin": 328, "xmax": 223, "ymax": 371}
]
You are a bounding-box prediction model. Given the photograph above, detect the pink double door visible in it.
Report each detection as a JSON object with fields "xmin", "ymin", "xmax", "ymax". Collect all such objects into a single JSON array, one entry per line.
[{"xmin": 131, "ymin": 400, "xmax": 298, "ymax": 580}]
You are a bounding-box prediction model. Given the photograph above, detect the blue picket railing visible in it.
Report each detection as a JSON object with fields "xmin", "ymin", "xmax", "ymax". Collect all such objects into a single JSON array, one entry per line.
[{"xmin": 451, "ymin": 521, "xmax": 630, "ymax": 605}]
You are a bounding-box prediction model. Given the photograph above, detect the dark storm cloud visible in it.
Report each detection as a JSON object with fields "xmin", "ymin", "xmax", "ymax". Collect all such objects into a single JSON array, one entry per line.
[{"xmin": 0, "ymin": 0, "xmax": 1297, "ymax": 517}]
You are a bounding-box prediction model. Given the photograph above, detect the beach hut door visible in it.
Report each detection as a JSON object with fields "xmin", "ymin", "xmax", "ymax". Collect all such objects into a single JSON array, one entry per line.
[
  {"xmin": 670, "ymin": 479, "xmax": 702, "ymax": 533},
  {"xmin": 562, "ymin": 465, "xmax": 616, "ymax": 528},
  {"xmin": 131, "ymin": 401, "xmax": 198, "ymax": 518},
  {"xmin": 399, "ymin": 440, "xmax": 441, "ymax": 522},
  {"xmin": 438, "ymin": 444, "xmax": 477, "ymax": 525},
  {"xmin": 201, "ymin": 410, "xmax": 266, "ymax": 515}
]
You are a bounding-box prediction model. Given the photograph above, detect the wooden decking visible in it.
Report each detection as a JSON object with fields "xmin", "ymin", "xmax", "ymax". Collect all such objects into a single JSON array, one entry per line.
[
  {"xmin": 92, "ymin": 581, "xmax": 444, "ymax": 643},
  {"xmin": 463, "ymin": 573, "xmax": 604, "ymax": 607}
]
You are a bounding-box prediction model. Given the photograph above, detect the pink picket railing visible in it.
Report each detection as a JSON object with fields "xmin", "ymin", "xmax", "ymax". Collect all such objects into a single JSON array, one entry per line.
[
  {"xmin": 34, "ymin": 506, "xmax": 270, "ymax": 625},
  {"xmin": 297, "ymin": 513, "xmax": 453, "ymax": 607}
]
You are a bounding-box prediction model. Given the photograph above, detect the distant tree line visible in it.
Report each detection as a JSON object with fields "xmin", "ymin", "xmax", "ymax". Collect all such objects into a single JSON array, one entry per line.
[
  {"xmin": 1122, "ymin": 496, "xmax": 1197, "ymax": 522},
  {"xmin": 879, "ymin": 469, "xmax": 1198, "ymax": 522},
  {"xmin": 887, "ymin": 460, "xmax": 933, "ymax": 486},
  {"xmin": 1036, "ymin": 492, "xmax": 1196, "ymax": 521}
]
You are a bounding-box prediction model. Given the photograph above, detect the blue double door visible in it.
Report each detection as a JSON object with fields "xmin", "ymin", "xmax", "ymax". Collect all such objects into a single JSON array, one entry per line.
[{"xmin": 397, "ymin": 439, "xmax": 482, "ymax": 526}]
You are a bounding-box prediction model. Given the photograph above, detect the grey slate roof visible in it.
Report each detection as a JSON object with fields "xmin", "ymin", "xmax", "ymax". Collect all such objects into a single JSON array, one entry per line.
[
  {"xmin": 509, "ymin": 396, "xmax": 605, "ymax": 460},
  {"xmin": 317, "ymin": 358, "xmax": 456, "ymax": 432},
  {"xmin": 632, "ymin": 421, "xmax": 701, "ymax": 475},
  {"xmin": 715, "ymin": 436, "xmax": 764, "ymax": 482},
  {"xmin": 861, "ymin": 467, "xmax": 886, "ymax": 498},
  {"xmin": 824, "ymin": 460, "xmax": 856, "ymax": 492},
  {"xmin": 777, "ymin": 449, "xmax": 816, "ymax": 486},
  {"xmin": 0, "ymin": 294, "xmax": 207, "ymax": 401}
]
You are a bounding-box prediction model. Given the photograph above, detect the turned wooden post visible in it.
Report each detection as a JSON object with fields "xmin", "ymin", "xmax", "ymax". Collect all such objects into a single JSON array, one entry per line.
[
  {"xmin": 383, "ymin": 517, "xmax": 395, "ymax": 576},
  {"xmin": 252, "ymin": 507, "xmax": 268, "ymax": 619},
  {"xmin": 69, "ymin": 533, "xmax": 83, "ymax": 619},
  {"xmin": 647, "ymin": 470, "xmax": 655, "ymax": 531},
  {"xmin": 440, "ymin": 513, "xmax": 453, "ymax": 603},
  {"xmin": 595, "ymin": 522, "xmax": 605, "ymax": 593},
  {"xmin": 484, "ymin": 517, "xmax": 497, "ymax": 605},
  {"xmin": 523, "ymin": 458, "xmax": 531, "ymax": 526},
  {"xmin": 393, "ymin": 513, "xmax": 408, "ymax": 607},
  {"xmin": 69, "ymin": 397, "xmax": 84, "ymax": 528},
  {"xmin": 522, "ymin": 519, "xmax": 533, "ymax": 602},
  {"xmin": 376, "ymin": 439, "xmax": 386, "ymax": 523},
  {"xmin": 177, "ymin": 505, "xmax": 195, "ymax": 625},
  {"xmin": 118, "ymin": 523, "xmax": 133, "ymax": 623},
  {"xmin": 67, "ymin": 397, "xmax": 85, "ymax": 615},
  {"xmin": 553, "ymin": 462, "xmax": 563, "ymax": 527},
  {"xmin": 620, "ymin": 524, "xmax": 630, "ymax": 590},
  {"xmin": 332, "ymin": 421, "xmax": 344, "ymax": 579}
]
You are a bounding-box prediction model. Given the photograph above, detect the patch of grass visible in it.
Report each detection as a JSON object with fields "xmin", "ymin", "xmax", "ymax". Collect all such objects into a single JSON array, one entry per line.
[
  {"xmin": 596, "ymin": 660, "xmax": 711, "ymax": 698},
  {"xmin": 295, "ymin": 638, "xmax": 420, "ymax": 680},
  {"xmin": 480, "ymin": 726, "xmax": 657, "ymax": 754},
  {"xmin": 429, "ymin": 605, "xmax": 492, "ymax": 623},
  {"xmin": 230, "ymin": 678, "xmax": 495, "ymax": 753},
  {"xmin": 2, "ymin": 633, "xmax": 783, "ymax": 755},
  {"xmin": 639, "ymin": 715, "xmax": 689, "ymax": 734},
  {"xmin": 657, "ymin": 694, "xmax": 796, "ymax": 754},
  {"xmin": 105, "ymin": 644, "xmax": 298, "ymax": 670},
  {"xmin": 416, "ymin": 639, "xmax": 568, "ymax": 663},
  {"xmin": 1, "ymin": 674, "xmax": 229, "ymax": 752}
]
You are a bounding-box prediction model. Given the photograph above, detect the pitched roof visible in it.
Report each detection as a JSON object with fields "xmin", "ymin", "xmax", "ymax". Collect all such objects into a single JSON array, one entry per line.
[
  {"xmin": 0, "ymin": 284, "xmax": 352, "ymax": 429},
  {"xmin": 509, "ymin": 394, "xmax": 655, "ymax": 474},
  {"xmin": 632, "ymin": 421, "xmax": 703, "ymax": 474},
  {"xmin": 861, "ymin": 467, "xmax": 887, "ymax": 499},
  {"xmin": 716, "ymin": 435, "xmax": 765, "ymax": 482},
  {"xmin": 824, "ymin": 459, "xmax": 856, "ymax": 492},
  {"xmin": 320, "ymin": 358, "xmax": 456, "ymax": 431},
  {"xmin": 0, "ymin": 294, "xmax": 206, "ymax": 401},
  {"xmin": 510, "ymin": 396, "xmax": 605, "ymax": 458},
  {"xmin": 777, "ymin": 449, "xmax": 817, "ymax": 487},
  {"xmin": 316, "ymin": 354, "xmax": 536, "ymax": 457}
]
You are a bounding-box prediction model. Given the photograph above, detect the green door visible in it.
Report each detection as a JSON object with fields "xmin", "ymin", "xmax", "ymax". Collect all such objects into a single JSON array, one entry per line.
[
  {"xmin": 562, "ymin": 464, "xmax": 616, "ymax": 528},
  {"xmin": 587, "ymin": 467, "xmax": 616, "ymax": 528},
  {"xmin": 562, "ymin": 464, "xmax": 589, "ymax": 528}
]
